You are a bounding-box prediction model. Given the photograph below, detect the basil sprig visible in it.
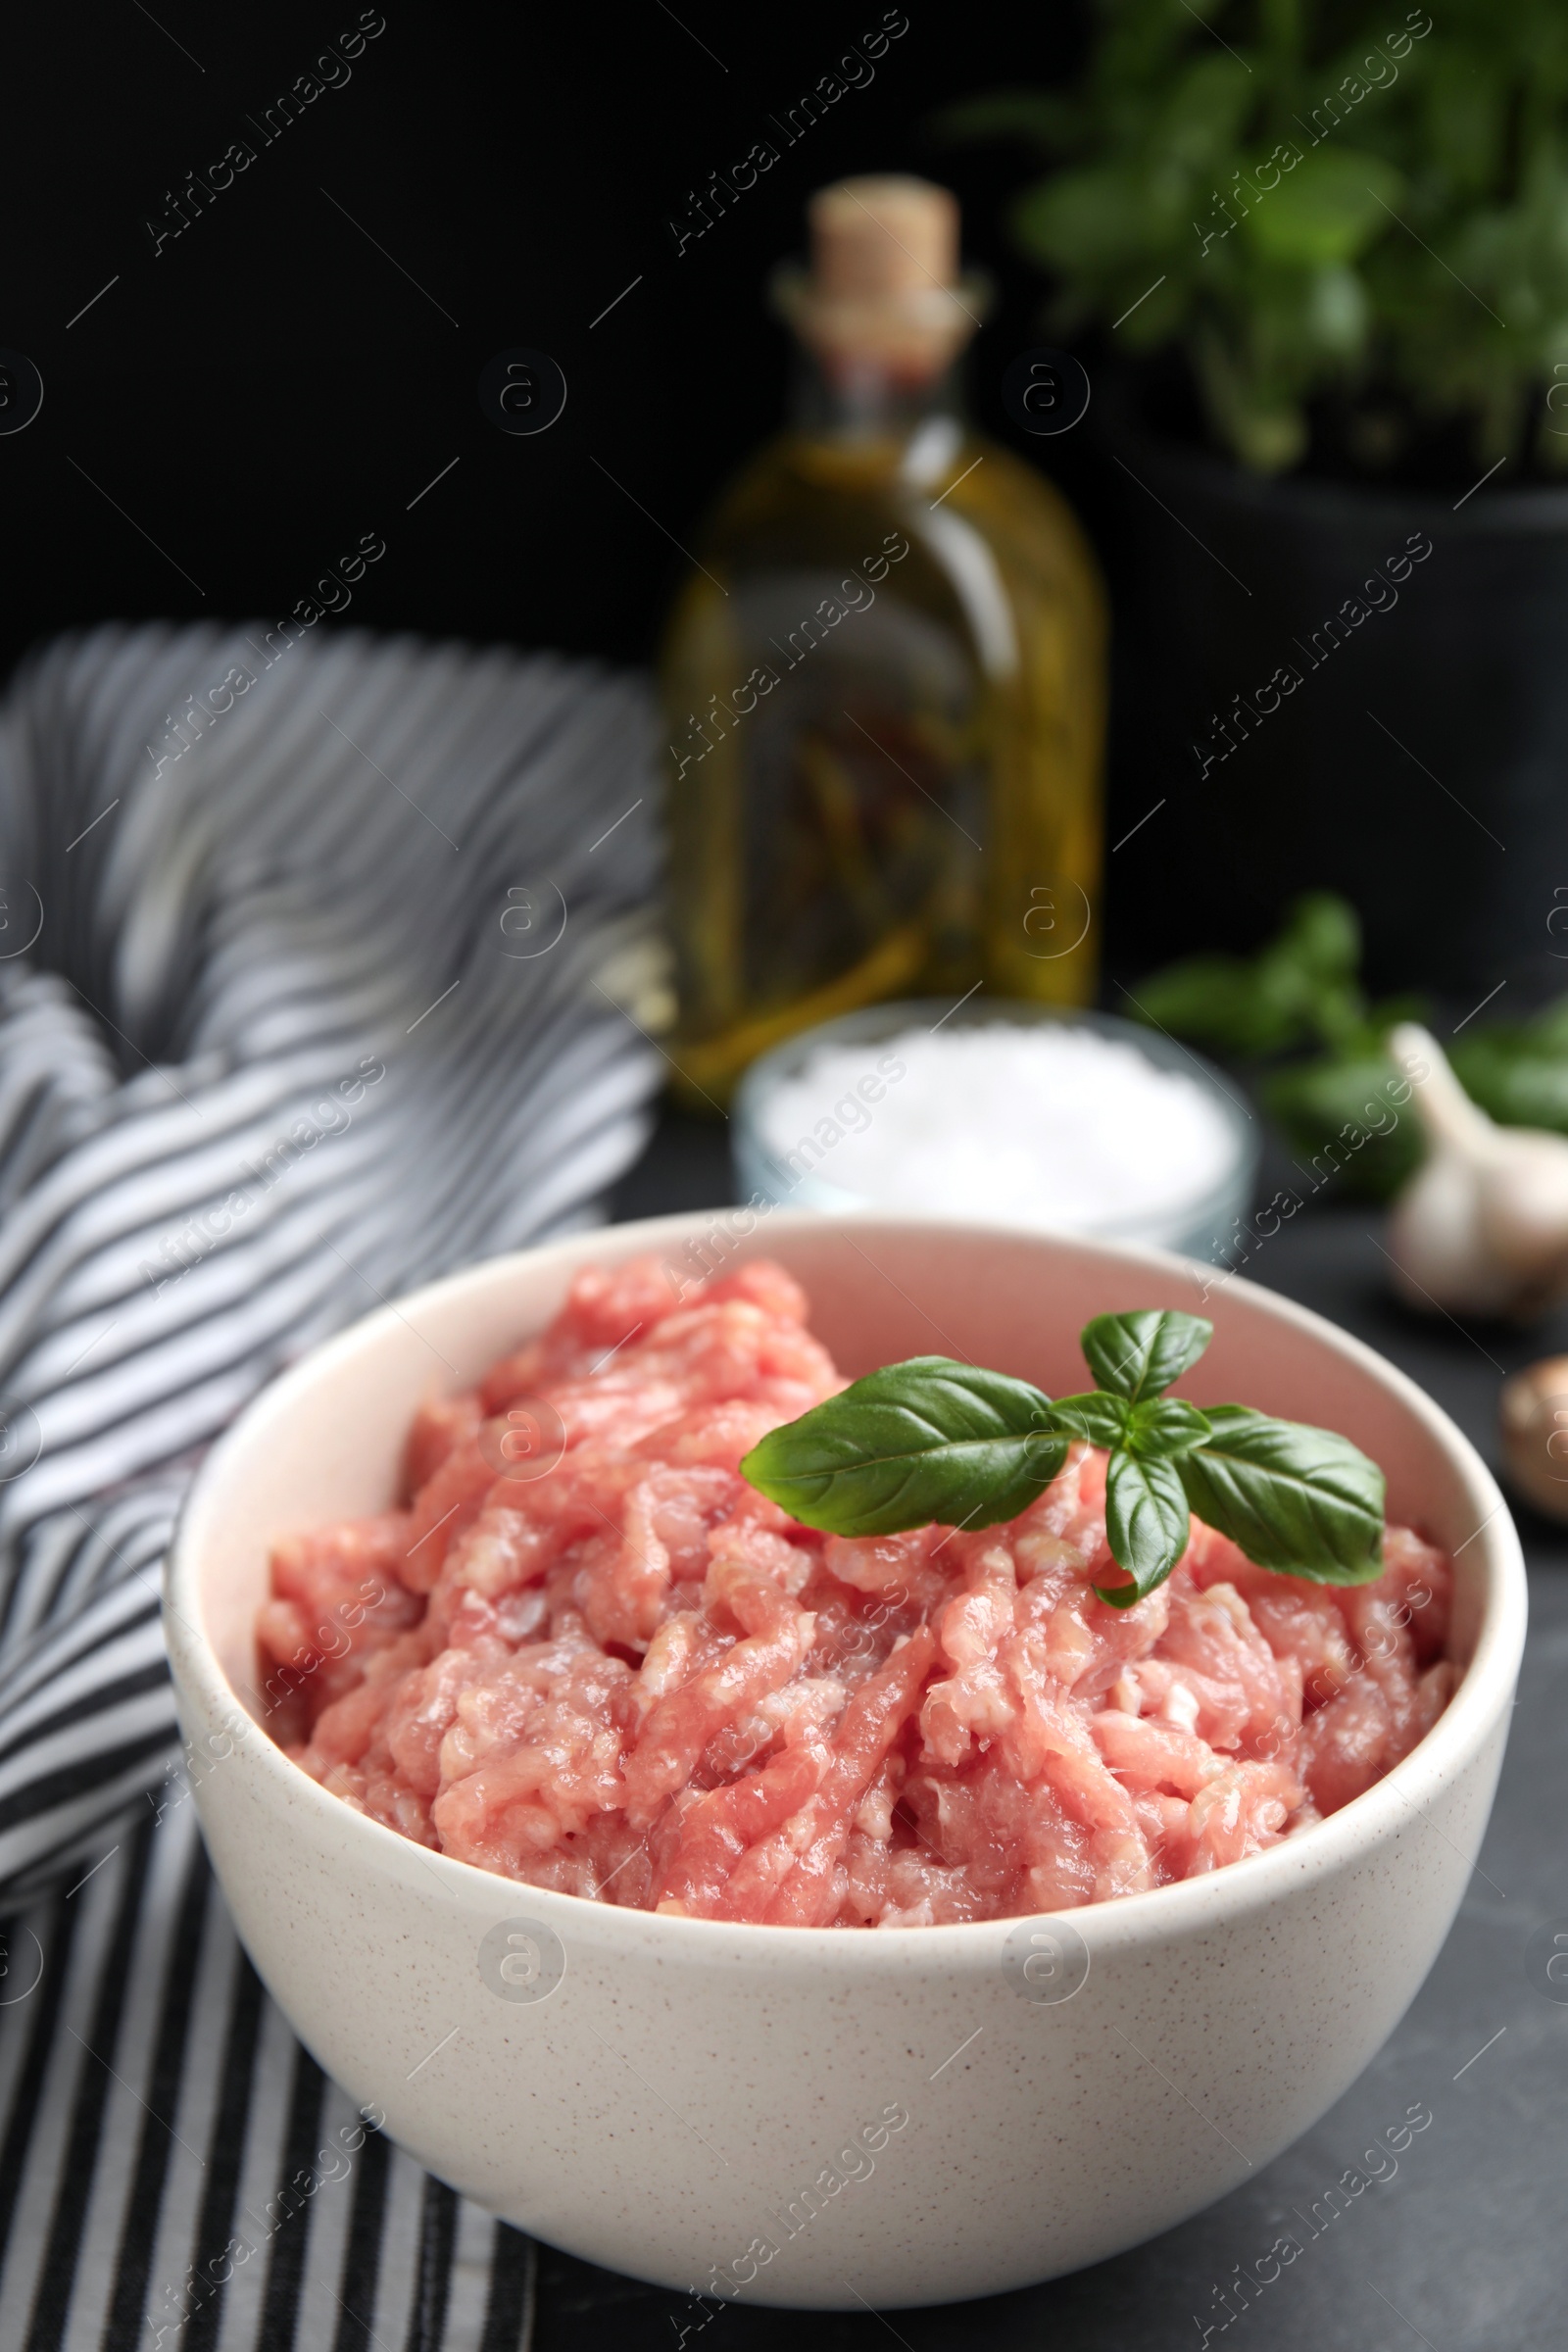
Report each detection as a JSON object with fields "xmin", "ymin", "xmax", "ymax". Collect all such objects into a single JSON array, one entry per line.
[{"xmin": 741, "ymin": 1308, "xmax": 1385, "ymax": 1606}]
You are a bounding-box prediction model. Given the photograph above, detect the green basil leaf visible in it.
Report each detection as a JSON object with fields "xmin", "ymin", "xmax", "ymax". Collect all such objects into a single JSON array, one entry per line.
[
  {"xmin": 1125, "ymin": 1396, "xmax": 1212, "ymax": 1459},
  {"xmin": 1097, "ymin": 1450, "xmax": 1193, "ymax": 1608},
  {"xmin": 1048, "ymin": 1391, "xmax": 1132, "ymax": 1448},
  {"xmin": 1177, "ymin": 1405, "xmax": 1385, "ymax": 1584},
  {"xmin": 1080, "ymin": 1309, "xmax": 1213, "ymax": 1401},
  {"xmin": 740, "ymin": 1356, "xmax": 1067, "ymax": 1539}
]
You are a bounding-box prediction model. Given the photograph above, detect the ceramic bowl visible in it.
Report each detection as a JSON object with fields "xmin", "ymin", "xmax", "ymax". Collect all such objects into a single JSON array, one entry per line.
[{"xmin": 165, "ymin": 1213, "xmax": 1526, "ymax": 2310}]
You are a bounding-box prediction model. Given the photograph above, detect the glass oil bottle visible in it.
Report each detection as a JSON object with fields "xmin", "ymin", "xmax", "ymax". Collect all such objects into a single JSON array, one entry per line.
[{"xmin": 662, "ymin": 174, "xmax": 1107, "ymax": 1106}]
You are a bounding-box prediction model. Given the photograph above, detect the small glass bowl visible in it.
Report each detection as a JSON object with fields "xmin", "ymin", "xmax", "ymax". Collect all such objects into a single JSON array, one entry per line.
[{"xmin": 731, "ymin": 999, "xmax": 1259, "ymax": 1264}]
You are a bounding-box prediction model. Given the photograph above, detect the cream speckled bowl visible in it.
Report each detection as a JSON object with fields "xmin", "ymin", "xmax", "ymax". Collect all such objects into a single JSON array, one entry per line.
[{"xmin": 165, "ymin": 1214, "xmax": 1526, "ymax": 2310}]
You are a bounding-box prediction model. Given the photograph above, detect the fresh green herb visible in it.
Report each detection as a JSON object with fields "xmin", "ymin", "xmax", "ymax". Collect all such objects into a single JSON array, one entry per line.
[
  {"xmin": 1101, "ymin": 1449, "xmax": 1194, "ymax": 1610},
  {"xmin": 1079, "ymin": 1307, "xmax": 1212, "ymax": 1401},
  {"xmin": 1048, "ymin": 1391, "xmax": 1134, "ymax": 1450},
  {"xmin": 940, "ymin": 2, "xmax": 1568, "ymax": 480},
  {"xmin": 741, "ymin": 1309, "xmax": 1385, "ymax": 1606},
  {"xmin": 1260, "ymin": 1048, "xmax": 1425, "ymax": 1200},
  {"xmin": 1173, "ymin": 1404, "xmax": 1385, "ymax": 1586},
  {"xmin": 738, "ymin": 1356, "xmax": 1068, "ymax": 1541},
  {"xmin": 1133, "ymin": 894, "xmax": 1374, "ymax": 1064},
  {"xmin": 1134, "ymin": 891, "xmax": 1568, "ymax": 1201},
  {"xmin": 1134, "ymin": 896, "xmax": 1425, "ymax": 1197},
  {"xmin": 1451, "ymin": 998, "xmax": 1568, "ymax": 1132}
]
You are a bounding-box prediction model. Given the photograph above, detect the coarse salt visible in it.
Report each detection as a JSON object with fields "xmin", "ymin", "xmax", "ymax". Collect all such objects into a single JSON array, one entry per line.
[{"xmin": 757, "ymin": 1022, "xmax": 1240, "ymax": 1236}]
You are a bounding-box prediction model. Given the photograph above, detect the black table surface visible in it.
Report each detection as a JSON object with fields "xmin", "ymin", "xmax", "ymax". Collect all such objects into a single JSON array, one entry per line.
[{"xmin": 530, "ymin": 1113, "xmax": 1568, "ymax": 2352}]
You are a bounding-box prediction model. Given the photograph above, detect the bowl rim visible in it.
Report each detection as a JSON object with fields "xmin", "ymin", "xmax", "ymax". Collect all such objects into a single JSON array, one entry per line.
[{"xmin": 165, "ymin": 1208, "xmax": 1527, "ymax": 1964}]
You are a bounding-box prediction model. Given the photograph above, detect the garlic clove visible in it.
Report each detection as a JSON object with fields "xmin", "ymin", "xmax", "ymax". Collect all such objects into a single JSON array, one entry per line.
[
  {"xmin": 1499, "ymin": 1355, "xmax": 1568, "ymax": 1519},
  {"xmin": 1387, "ymin": 1152, "xmax": 1505, "ymax": 1315},
  {"xmin": 1476, "ymin": 1135, "xmax": 1568, "ymax": 1279},
  {"xmin": 1384, "ymin": 1023, "xmax": 1568, "ymax": 1321},
  {"xmin": 1388, "ymin": 1022, "xmax": 1496, "ymax": 1155}
]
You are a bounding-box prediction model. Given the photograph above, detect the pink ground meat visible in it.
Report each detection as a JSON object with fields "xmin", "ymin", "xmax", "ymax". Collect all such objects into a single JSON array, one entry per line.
[{"xmin": 258, "ymin": 1256, "xmax": 1457, "ymax": 1927}]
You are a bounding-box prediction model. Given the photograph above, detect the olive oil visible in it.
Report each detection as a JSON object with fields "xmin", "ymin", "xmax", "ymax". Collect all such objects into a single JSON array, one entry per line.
[{"xmin": 662, "ymin": 176, "xmax": 1106, "ymax": 1106}]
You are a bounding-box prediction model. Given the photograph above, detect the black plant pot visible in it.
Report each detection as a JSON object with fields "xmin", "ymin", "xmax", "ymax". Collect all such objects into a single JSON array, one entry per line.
[{"xmin": 1093, "ymin": 384, "xmax": 1568, "ymax": 1004}]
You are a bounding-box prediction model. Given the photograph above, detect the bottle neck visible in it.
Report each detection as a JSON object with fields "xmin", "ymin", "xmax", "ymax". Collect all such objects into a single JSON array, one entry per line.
[{"xmin": 785, "ymin": 337, "xmax": 970, "ymax": 446}]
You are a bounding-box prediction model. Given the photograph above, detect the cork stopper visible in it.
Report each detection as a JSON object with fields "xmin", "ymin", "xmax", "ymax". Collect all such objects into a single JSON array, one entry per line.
[
  {"xmin": 808, "ymin": 177, "xmax": 959, "ymax": 303},
  {"xmin": 772, "ymin": 175, "xmax": 985, "ymax": 388}
]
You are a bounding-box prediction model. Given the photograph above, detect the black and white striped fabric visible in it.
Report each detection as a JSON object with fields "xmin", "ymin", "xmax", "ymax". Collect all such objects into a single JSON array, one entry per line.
[
  {"xmin": 0, "ymin": 617, "xmax": 662, "ymax": 2347},
  {"xmin": 0, "ymin": 1805, "xmax": 538, "ymax": 2351},
  {"xmin": 0, "ymin": 619, "xmax": 660, "ymax": 1906}
]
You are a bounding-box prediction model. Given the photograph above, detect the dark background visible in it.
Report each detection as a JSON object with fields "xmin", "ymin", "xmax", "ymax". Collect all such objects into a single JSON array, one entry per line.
[
  {"xmin": 1, "ymin": 1, "xmax": 1084, "ymax": 675},
  {"xmin": 15, "ymin": 1, "xmax": 1549, "ymax": 1001}
]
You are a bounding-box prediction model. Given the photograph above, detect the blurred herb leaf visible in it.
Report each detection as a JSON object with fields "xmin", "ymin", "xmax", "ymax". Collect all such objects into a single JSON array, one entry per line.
[
  {"xmin": 1240, "ymin": 149, "xmax": 1403, "ymax": 269},
  {"xmin": 1261, "ymin": 1050, "xmax": 1424, "ymax": 1200},
  {"xmin": 943, "ymin": 0, "xmax": 1568, "ymax": 476},
  {"xmin": 1133, "ymin": 891, "xmax": 1372, "ymax": 1060},
  {"xmin": 1133, "ymin": 891, "xmax": 1426, "ymax": 1199},
  {"xmin": 1134, "ymin": 890, "xmax": 1568, "ymax": 1201},
  {"xmin": 1451, "ymin": 1004, "xmax": 1568, "ymax": 1129}
]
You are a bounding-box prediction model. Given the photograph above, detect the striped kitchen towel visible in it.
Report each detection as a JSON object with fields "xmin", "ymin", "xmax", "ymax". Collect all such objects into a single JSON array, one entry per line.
[
  {"xmin": 0, "ymin": 616, "xmax": 665, "ymax": 2350},
  {"xmin": 0, "ymin": 1800, "xmax": 542, "ymax": 2352},
  {"xmin": 0, "ymin": 618, "xmax": 662, "ymax": 1909}
]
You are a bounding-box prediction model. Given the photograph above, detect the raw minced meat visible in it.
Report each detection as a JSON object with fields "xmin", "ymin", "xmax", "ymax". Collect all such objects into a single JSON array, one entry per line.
[{"xmin": 258, "ymin": 1255, "xmax": 1456, "ymax": 1926}]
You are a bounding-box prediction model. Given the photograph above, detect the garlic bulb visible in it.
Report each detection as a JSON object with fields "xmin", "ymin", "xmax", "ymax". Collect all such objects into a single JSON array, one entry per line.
[
  {"xmin": 1385, "ymin": 1021, "xmax": 1568, "ymax": 1319},
  {"xmin": 1499, "ymin": 1356, "xmax": 1568, "ymax": 1519}
]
